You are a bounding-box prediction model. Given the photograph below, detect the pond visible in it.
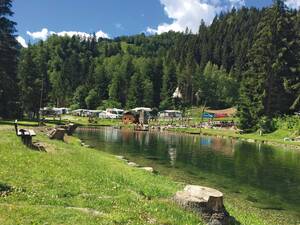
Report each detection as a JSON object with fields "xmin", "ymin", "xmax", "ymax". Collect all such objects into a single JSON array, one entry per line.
[{"xmin": 75, "ymin": 127, "xmax": 300, "ymax": 217}]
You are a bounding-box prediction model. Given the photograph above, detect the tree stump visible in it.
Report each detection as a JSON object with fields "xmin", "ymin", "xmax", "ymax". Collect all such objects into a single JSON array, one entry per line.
[
  {"xmin": 174, "ymin": 185, "xmax": 230, "ymax": 225},
  {"xmin": 48, "ymin": 128, "xmax": 65, "ymax": 140}
]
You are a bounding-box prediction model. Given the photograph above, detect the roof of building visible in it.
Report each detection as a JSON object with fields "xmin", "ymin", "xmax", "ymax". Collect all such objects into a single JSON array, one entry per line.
[
  {"xmin": 132, "ymin": 107, "xmax": 152, "ymax": 112},
  {"xmin": 204, "ymin": 107, "xmax": 237, "ymax": 116}
]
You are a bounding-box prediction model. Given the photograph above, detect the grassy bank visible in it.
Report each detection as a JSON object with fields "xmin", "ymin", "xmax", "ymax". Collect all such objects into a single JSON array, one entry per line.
[
  {"xmin": 167, "ymin": 127, "xmax": 300, "ymax": 147},
  {"xmin": 0, "ymin": 125, "xmax": 202, "ymax": 224},
  {"xmin": 62, "ymin": 115, "xmax": 124, "ymax": 127},
  {"xmin": 61, "ymin": 115, "xmax": 300, "ymax": 147},
  {"xmin": 0, "ymin": 123, "xmax": 299, "ymax": 224}
]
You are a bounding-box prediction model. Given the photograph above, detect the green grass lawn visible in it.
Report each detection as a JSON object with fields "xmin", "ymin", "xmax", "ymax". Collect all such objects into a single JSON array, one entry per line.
[
  {"xmin": 0, "ymin": 126, "xmax": 203, "ymax": 225},
  {"xmin": 62, "ymin": 115, "xmax": 123, "ymax": 127},
  {"xmin": 0, "ymin": 116, "xmax": 126, "ymax": 128}
]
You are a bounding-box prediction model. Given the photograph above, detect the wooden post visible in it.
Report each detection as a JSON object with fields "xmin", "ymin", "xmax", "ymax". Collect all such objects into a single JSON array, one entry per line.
[{"xmin": 14, "ymin": 120, "xmax": 18, "ymax": 135}]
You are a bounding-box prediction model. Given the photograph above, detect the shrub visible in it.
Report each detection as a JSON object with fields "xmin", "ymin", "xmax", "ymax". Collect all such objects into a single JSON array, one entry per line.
[{"xmin": 258, "ymin": 116, "xmax": 276, "ymax": 133}]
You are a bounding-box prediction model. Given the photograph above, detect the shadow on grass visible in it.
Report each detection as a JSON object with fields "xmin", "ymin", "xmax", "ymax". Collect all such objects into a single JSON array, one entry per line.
[{"xmin": 0, "ymin": 183, "xmax": 12, "ymax": 197}]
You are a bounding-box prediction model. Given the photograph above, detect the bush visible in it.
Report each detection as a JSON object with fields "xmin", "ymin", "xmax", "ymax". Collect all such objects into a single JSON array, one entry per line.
[
  {"xmin": 274, "ymin": 115, "xmax": 300, "ymax": 131},
  {"xmin": 70, "ymin": 104, "xmax": 80, "ymax": 110},
  {"xmin": 85, "ymin": 89, "xmax": 100, "ymax": 110},
  {"xmin": 258, "ymin": 116, "xmax": 276, "ymax": 133}
]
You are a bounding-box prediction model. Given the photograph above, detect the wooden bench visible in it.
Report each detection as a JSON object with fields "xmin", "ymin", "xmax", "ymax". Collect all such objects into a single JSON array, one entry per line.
[{"xmin": 14, "ymin": 120, "xmax": 36, "ymax": 147}]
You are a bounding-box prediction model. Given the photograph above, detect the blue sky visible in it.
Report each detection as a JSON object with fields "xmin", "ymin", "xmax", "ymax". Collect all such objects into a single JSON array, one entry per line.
[{"xmin": 13, "ymin": 0, "xmax": 300, "ymax": 47}]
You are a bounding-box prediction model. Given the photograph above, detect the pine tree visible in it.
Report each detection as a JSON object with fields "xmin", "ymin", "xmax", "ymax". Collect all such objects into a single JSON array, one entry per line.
[
  {"xmin": 35, "ymin": 42, "xmax": 50, "ymax": 107},
  {"xmin": 126, "ymin": 71, "xmax": 153, "ymax": 108},
  {"xmin": 18, "ymin": 47, "xmax": 40, "ymax": 117},
  {"xmin": 94, "ymin": 62, "xmax": 109, "ymax": 101},
  {"xmin": 151, "ymin": 58, "xmax": 163, "ymax": 108},
  {"xmin": 108, "ymin": 70, "xmax": 126, "ymax": 107},
  {"xmin": 178, "ymin": 52, "xmax": 196, "ymax": 106},
  {"xmin": 126, "ymin": 72, "xmax": 143, "ymax": 108},
  {"xmin": 0, "ymin": 0, "xmax": 19, "ymax": 118},
  {"xmin": 85, "ymin": 89, "xmax": 100, "ymax": 109},
  {"xmin": 238, "ymin": 0, "xmax": 300, "ymax": 130},
  {"xmin": 73, "ymin": 85, "xmax": 88, "ymax": 109},
  {"xmin": 160, "ymin": 58, "xmax": 177, "ymax": 109}
]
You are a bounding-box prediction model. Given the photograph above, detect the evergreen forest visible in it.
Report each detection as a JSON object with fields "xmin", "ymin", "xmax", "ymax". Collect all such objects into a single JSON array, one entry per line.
[{"xmin": 1, "ymin": 0, "xmax": 300, "ymax": 131}]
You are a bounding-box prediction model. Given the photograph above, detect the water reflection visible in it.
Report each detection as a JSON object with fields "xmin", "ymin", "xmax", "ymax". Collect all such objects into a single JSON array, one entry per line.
[
  {"xmin": 168, "ymin": 147, "xmax": 177, "ymax": 166},
  {"xmin": 76, "ymin": 127, "xmax": 300, "ymax": 208}
]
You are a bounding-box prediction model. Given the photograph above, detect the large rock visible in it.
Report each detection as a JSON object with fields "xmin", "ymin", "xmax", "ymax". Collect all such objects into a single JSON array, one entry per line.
[
  {"xmin": 174, "ymin": 185, "xmax": 230, "ymax": 225},
  {"xmin": 140, "ymin": 167, "xmax": 154, "ymax": 173},
  {"xmin": 128, "ymin": 162, "xmax": 139, "ymax": 167}
]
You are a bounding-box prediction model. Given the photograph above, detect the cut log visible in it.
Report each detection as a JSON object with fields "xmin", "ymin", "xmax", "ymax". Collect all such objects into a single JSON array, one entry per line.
[{"xmin": 48, "ymin": 128, "xmax": 65, "ymax": 140}]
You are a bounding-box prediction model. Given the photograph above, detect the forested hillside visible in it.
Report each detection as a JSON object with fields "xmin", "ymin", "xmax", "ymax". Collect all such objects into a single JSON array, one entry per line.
[{"xmin": 2, "ymin": 0, "xmax": 300, "ymax": 131}]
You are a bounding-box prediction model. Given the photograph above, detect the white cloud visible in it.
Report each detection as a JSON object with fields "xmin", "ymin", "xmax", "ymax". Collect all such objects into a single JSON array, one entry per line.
[
  {"xmin": 228, "ymin": 0, "xmax": 245, "ymax": 8},
  {"xmin": 55, "ymin": 30, "xmax": 110, "ymax": 39},
  {"xmin": 27, "ymin": 28, "xmax": 49, "ymax": 41},
  {"xmin": 16, "ymin": 36, "xmax": 28, "ymax": 48},
  {"xmin": 26, "ymin": 28, "xmax": 110, "ymax": 41},
  {"xmin": 95, "ymin": 30, "xmax": 110, "ymax": 39},
  {"xmin": 147, "ymin": 0, "xmax": 245, "ymax": 34},
  {"xmin": 285, "ymin": 0, "xmax": 300, "ymax": 9}
]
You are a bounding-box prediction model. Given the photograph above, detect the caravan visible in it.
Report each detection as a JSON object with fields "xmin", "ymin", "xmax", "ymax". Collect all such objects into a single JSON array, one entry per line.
[{"xmin": 99, "ymin": 108, "xmax": 124, "ymax": 119}]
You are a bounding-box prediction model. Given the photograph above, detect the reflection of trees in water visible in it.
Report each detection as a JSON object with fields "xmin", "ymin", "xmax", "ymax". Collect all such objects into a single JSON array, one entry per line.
[
  {"xmin": 233, "ymin": 142, "xmax": 300, "ymax": 203},
  {"xmin": 120, "ymin": 129, "xmax": 134, "ymax": 142},
  {"xmin": 103, "ymin": 128, "xmax": 120, "ymax": 142},
  {"xmin": 168, "ymin": 147, "xmax": 177, "ymax": 166},
  {"xmin": 209, "ymin": 138, "xmax": 236, "ymax": 157},
  {"xmin": 76, "ymin": 127, "xmax": 300, "ymax": 206},
  {"xmin": 133, "ymin": 131, "xmax": 150, "ymax": 146}
]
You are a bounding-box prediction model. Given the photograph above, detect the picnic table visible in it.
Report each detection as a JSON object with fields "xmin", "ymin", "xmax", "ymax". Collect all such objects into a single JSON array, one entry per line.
[{"xmin": 14, "ymin": 120, "xmax": 36, "ymax": 147}]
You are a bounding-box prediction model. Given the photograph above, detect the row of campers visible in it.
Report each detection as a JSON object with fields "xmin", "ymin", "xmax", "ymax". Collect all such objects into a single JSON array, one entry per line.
[{"xmin": 122, "ymin": 109, "xmax": 183, "ymax": 125}]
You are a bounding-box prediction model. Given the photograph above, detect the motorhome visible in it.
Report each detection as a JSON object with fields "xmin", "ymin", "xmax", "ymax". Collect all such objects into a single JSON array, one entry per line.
[
  {"xmin": 159, "ymin": 110, "xmax": 182, "ymax": 119},
  {"xmin": 99, "ymin": 108, "xmax": 124, "ymax": 119}
]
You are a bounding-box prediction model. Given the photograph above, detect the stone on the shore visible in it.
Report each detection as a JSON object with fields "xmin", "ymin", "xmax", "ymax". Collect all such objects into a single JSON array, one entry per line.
[
  {"xmin": 115, "ymin": 155, "xmax": 129, "ymax": 163},
  {"xmin": 140, "ymin": 167, "xmax": 154, "ymax": 173},
  {"xmin": 128, "ymin": 162, "xmax": 139, "ymax": 167},
  {"xmin": 116, "ymin": 155, "xmax": 125, "ymax": 160},
  {"xmin": 174, "ymin": 185, "xmax": 230, "ymax": 225}
]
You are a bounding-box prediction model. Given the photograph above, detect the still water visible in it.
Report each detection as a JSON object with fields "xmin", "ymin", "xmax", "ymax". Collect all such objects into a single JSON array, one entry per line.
[{"xmin": 75, "ymin": 127, "xmax": 300, "ymax": 212}]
